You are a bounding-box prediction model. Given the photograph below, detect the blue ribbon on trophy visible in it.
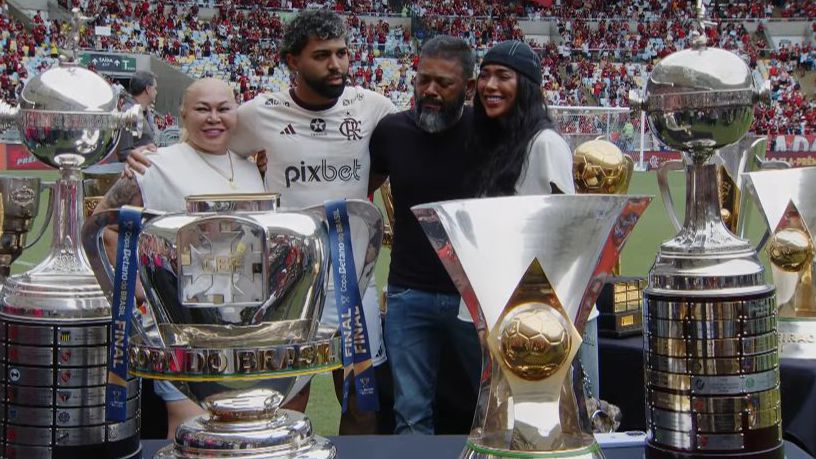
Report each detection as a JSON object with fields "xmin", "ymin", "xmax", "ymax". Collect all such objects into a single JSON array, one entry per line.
[
  {"xmin": 325, "ymin": 199, "xmax": 379, "ymax": 412},
  {"xmin": 106, "ymin": 206, "xmax": 143, "ymax": 422}
]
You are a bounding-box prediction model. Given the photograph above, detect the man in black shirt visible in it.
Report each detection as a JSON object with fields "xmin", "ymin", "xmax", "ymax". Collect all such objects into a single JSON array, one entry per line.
[{"xmin": 368, "ymin": 36, "xmax": 481, "ymax": 435}]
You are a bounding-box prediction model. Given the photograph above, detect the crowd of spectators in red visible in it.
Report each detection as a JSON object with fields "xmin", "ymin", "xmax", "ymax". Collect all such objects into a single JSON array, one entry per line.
[{"xmin": 8, "ymin": 0, "xmax": 816, "ymax": 137}]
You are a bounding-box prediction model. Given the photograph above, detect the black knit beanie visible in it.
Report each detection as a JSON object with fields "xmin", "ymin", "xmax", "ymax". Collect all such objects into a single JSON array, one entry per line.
[{"xmin": 480, "ymin": 40, "xmax": 542, "ymax": 86}]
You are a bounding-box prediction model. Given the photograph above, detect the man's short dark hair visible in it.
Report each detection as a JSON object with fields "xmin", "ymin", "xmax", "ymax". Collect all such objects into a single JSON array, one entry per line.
[
  {"xmin": 129, "ymin": 70, "xmax": 156, "ymax": 96},
  {"xmin": 280, "ymin": 10, "xmax": 347, "ymax": 63},
  {"xmin": 420, "ymin": 36, "xmax": 476, "ymax": 80}
]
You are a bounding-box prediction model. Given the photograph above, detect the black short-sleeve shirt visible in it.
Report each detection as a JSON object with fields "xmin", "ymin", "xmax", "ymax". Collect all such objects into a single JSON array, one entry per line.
[{"xmin": 370, "ymin": 108, "xmax": 477, "ymax": 293}]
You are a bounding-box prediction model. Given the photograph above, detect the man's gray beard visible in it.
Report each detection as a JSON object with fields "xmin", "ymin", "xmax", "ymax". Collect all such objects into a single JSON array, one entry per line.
[
  {"xmin": 417, "ymin": 110, "xmax": 452, "ymax": 133},
  {"xmin": 415, "ymin": 103, "xmax": 464, "ymax": 134}
]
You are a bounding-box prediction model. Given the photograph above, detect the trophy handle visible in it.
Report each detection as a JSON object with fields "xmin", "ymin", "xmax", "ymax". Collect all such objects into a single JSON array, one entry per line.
[
  {"xmin": 23, "ymin": 181, "xmax": 55, "ymax": 249},
  {"xmin": 755, "ymin": 156, "xmax": 790, "ymax": 171},
  {"xmin": 302, "ymin": 199, "xmax": 384, "ymax": 295},
  {"xmin": 657, "ymin": 159, "xmax": 684, "ymax": 232},
  {"xmin": 81, "ymin": 207, "xmax": 164, "ymax": 346},
  {"xmin": 81, "ymin": 207, "xmax": 161, "ymax": 298}
]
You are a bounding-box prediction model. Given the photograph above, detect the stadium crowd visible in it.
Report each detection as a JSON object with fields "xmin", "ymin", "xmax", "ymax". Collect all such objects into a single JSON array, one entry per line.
[{"xmin": 1, "ymin": 0, "xmax": 813, "ymax": 138}]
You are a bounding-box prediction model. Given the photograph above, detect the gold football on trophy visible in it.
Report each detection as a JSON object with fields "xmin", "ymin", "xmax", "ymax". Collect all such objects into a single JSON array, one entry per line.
[
  {"xmin": 768, "ymin": 228, "xmax": 814, "ymax": 272},
  {"xmin": 574, "ymin": 139, "xmax": 634, "ymax": 194},
  {"xmin": 499, "ymin": 304, "xmax": 572, "ymax": 381}
]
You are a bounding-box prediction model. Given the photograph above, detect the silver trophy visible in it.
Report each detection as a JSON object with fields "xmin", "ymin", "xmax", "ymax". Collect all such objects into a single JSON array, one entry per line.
[
  {"xmin": 0, "ymin": 177, "xmax": 52, "ymax": 281},
  {"xmin": 0, "ymin": 9, "xmax": 142, "ymax": 459},
  {"xmin": 746, "ymin": 167, "xmax": 816, "ymax": 359},
  {"xmin": 629, "ymin": 2, "xmax": 783, "ymax": 458},
  {"xmin": 83, "ymin": 194, "xmax": 383, "ymax": 459},
  {"xmin": 413, "ymin": 194, "xmax": 649, "ymax": 459}
]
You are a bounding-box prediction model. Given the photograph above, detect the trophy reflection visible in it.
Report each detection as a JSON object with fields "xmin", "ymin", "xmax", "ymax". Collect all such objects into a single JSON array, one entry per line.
[
  {"xmin": 574, "ymin": 139, "xmax": 643, "ymax": 339},
  {"xmin": 747, "ymin": 167, "xmax": 816, "ymax": 358},
  {"xmin": 83, "ymin": 163, "xmax": 125, "ymax": 218},
  {"xmin": 413, "ymin": 194, "xmax": 649, "ymax": 458},
  {"xmin": 380, "ymin": 179, "xmax": 395, "ymax": 248}
]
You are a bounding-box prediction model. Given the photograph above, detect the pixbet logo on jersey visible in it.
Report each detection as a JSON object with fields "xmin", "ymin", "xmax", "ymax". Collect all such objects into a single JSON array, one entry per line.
[{"xmin": 284, "ymin": 159, "xmax": 363, "ymax": 187}]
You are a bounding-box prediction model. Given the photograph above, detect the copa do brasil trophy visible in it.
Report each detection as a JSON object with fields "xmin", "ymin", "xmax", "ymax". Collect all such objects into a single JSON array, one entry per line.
[
  {"xmin": 629, "ymin": 2, "xmax": 783, "ymax": 458},
  {"xmin": 0, "ymin": 12, "xmax": 143, "ymax": 459},
  {"xmin": 83, "ymin": 194, "xmax": 383, "ymax": 459},
  {"xmin": 413, "ymin": 194, "xmax": 650, "ymax": 459}
]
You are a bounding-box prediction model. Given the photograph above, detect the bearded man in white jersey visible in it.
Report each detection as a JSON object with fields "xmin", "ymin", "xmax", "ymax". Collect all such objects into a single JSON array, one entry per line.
[
  {"xmin": 128, "ymin": 9, "xmax": 395, "ymax": 435},
  {"xmin": 231, "ymin": 9, "xmax": 396, "ymax": 435}
]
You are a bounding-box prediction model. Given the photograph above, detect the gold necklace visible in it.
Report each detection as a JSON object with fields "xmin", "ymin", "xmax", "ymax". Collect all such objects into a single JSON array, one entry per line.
[{"xmin": 197, "ymin": 149, "xmax": 237, "ymax": 189}]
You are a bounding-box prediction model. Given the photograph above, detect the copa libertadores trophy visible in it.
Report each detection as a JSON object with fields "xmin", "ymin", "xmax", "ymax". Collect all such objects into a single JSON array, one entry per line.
[
  {"xmin": 83, "ymin": 195, "xmax": 383, "ymax": 459},
  {"xmin": 413, "ymin": 194, "xmax": 649, "ymax": 459},
  {"xmin": 746, "ymin": 167, "xmax": 816, "ymax": 358},
  {"xmin": 629, "ymin": 2, "xmax": 783, "ymax": 458},
  {"xmin": 0, "ymin": 8, "xmax": 142, "ymax": 459}
]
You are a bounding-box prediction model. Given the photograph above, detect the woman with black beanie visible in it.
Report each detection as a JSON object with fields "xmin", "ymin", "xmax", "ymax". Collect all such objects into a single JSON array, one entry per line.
[{"xmin": 470, "ymin": 40, "xmax": 574, "ymax": 197}]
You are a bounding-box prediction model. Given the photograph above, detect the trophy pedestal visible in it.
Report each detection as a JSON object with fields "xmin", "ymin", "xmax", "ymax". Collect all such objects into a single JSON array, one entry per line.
[
  {"xmin": 154, "ymin": 409, "xmax": 336, "ymax": 459},
  {"xmin": 597, "ymin": 277, "xmax": 645, "ymax": 338},
  {"xmin": 778, "ymin": 317, "xmax": 816, "ymax": 359}
]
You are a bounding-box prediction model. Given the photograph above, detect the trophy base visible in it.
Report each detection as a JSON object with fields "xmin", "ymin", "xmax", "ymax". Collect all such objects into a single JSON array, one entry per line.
[
  {"xmin": 597, "ymin": 277, "xmax": 645, "ymax": 338},
  {"xmin": 461, "ymin": 441, "xmax": 604, "ymax": 459},
  {"xmin": 645, "ymin": 441, "xmax": 784, "ymax": 459},
  {"xmin": 778, "ymin": 317, "xmax": 816, "ymax": 359},
  {"xmin": 154, "ymin": 409, "xmax": 336, "ymax": 459},
  {"xmin": 597, "ymin": 311, "xmax": 642, "ymax": 338}
]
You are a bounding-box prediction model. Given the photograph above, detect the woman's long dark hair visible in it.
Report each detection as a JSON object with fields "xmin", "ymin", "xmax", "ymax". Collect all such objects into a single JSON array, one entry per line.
[{"xmin": 470, "ymin": 74, "xmax": 555, "ymax": 196}]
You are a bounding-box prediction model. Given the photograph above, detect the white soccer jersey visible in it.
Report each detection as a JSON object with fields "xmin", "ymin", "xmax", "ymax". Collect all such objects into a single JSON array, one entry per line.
[
  {"xmin": 231, "ymin": 86, "xmax": 396, "ymax": 209},
  {"xmin": 230, "ymin": 86, "xmax": 394, "ymax": 367}
]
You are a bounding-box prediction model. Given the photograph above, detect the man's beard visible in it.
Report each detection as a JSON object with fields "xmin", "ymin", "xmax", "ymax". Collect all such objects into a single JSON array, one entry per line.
[
  {"xmin": 302, "ymin": 71, "xmax": 347, "ymax": 100},
  {"xmin": 414, "ymin": 90, "xmax": 466, "ymax": 134}
]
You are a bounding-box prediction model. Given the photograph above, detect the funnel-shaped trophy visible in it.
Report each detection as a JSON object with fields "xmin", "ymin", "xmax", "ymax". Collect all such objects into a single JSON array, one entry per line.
[
  {"xmin": 746, "ymin": 167, "xmax": 816, "ymax": 358},
  {"xmin": 0, "ymin": 9, "xmax": 142, "ymax": 459},
  {"xmin": 83, "ymin": 195, "xmax": 383, "ymax": 459},
  {"xmin": 413, "ymin": 194, "xmax": 649, "ymax": 459},
  {"xmin": 629, "ymin": 2, "xmax": 783, "ymax": 458}
]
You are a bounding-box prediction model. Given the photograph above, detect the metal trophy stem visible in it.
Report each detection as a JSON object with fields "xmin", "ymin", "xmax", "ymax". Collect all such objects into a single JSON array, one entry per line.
[
  {"xmin": 631, "ymin": 1, "xmax": 783, "ymax": 458},
  {"xmin": 413, "ymin": 195, "xmax": 649, "ymax": 459}
]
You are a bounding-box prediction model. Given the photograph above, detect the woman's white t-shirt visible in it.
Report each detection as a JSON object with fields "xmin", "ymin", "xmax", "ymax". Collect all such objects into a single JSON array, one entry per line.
[{"xmin": 135, "ymin": 142, "xmax": 265, "ymax": 210}]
